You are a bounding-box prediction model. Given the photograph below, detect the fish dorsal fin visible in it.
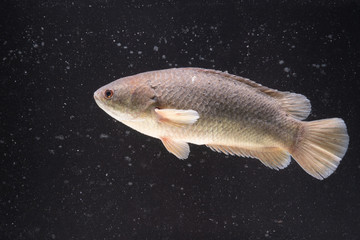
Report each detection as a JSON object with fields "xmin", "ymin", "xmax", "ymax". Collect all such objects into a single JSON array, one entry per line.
[
  {"xmin": 275, "ymin": 92, "xmax": 311, "ymax": 120},
  {"xmin": 206, "ymin": 144, "xmax": 291, "ymax": 170},
  {"xmin": 190, "ymin": 68, "xmax": 311, "ymax": 120}
]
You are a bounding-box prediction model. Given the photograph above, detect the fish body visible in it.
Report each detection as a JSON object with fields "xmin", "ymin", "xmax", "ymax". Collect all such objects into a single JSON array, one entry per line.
[{"xmin": 94, "ymin": 68, "xmax": 349, "ymax": 180}]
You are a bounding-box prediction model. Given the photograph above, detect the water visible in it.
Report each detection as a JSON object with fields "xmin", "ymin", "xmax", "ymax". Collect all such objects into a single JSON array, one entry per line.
[{"xmin": 1, "ymin": 1, "xmax": 359, "ymax": 239}]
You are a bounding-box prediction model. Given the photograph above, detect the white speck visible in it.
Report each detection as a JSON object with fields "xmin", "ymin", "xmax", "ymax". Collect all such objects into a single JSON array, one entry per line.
[
  {"xmin": 55, "ymin": 135, "xmax": 65, "ymax": 140},
  {"xmin": 138, "ymin": 51, "xmax": 142, "ymax": 55},
  {"xmin": 191, "ymin": 76, "xmax": 196, "ymax": 83},
  {"xmin": 161, "ymin": 55, "xmax": 166, "ymax": 59},
  {"xmin": 99, "ymin": 133, "xmax": 109, "ymax": 139},
  {"xmin": 33, "ymin": 43, "xmax": 39, "ymax": 48},
  {"xmin": 128, "ymin": 182, "xmax": 133, "ymax": 186},
  {"xmin": 153, "ymin": 46, "xmax": 159, "ymax": 51},
  {"xmin": 279, "ymin": 60, "xmax": 284, "ymax": 65},
  {"xmin": 116, "ymin": 43, "xmax": 121, "ymax": 47},
  {"xmin": 284, "ymin": 67, "xmax": 290, "ymax": 73}
]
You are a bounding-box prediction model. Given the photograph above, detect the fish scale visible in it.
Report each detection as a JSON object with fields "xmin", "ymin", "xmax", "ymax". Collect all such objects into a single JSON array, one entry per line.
[{"xmin": 142, "ymin": 69, "xmax": 289, "ymax": 149}]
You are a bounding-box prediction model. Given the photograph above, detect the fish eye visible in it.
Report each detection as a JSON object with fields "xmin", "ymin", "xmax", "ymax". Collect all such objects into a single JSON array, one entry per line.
[{"xmin": 104, "ymin": 89, "xmax": 114, "ymax": 99}]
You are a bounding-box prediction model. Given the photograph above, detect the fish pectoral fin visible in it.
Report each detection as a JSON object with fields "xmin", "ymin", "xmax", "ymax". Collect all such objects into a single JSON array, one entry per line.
[
  {"xmin": 206, "ymin": 144, "xmax": 291, "ymax": 170},
  {"xmin": 160, "ymin": 137, "xmax": 190, "ymax": 160},
  {"xmin": 155, "ymin": 108, "xmax": 200, "ymax": 127}
]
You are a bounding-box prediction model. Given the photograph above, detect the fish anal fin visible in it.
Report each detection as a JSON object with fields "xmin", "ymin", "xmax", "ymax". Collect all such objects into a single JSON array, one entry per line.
[
  {"xmin": 189, "ymin": 68, "xmax": 311, "ymax": 120},
  {"xmin": 160, "ymin": 137, "xmax": 190, "ymax": 160},
  {"xmin": 206, "ymin": 144, "xmax": 291, "ymax": 170},
  {"xmin": 155, "ymin": 108, "xmax": 200, "ymax": 127}
]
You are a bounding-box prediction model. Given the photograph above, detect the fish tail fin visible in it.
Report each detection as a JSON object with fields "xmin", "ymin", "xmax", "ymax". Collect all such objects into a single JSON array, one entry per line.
[{"xmin": 291, "ymin": 118, "xmax": 349, "ymax": 180}]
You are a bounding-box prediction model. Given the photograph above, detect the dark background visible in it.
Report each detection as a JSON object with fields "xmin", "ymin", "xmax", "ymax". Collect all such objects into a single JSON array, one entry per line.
[{"xmin": 1, "ymin": 1, "xmax": 360, "ymax": 239}]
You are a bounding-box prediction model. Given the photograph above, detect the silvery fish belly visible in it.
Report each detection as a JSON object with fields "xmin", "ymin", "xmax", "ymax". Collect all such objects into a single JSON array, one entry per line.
[{"xmin": 94, "ymin": 68, "xmax": 349, "ymax": 180}]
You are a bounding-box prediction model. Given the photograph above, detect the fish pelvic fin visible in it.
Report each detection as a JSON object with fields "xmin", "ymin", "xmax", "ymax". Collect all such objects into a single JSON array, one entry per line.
[
  {"xmin": 291, "ymin": 118, "xmax": 349, "ymax": 180},
  {"xmin": 189, "ymin": 68, "xmax": 311, "ymax": 120},
  {"xmin": 155, "ymin": 108, "xmax": 200, "ymax": 127},
  {"xmin": 206, "ymin": 144, "xmax": 291, "ymax": 170},
  {"xmin": 160, "ymin": 137, "xmax": 190, "ymax": 160}
]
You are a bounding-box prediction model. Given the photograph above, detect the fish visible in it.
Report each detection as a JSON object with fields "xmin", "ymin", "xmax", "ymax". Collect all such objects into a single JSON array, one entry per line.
[{"xmin": 94, "ymin": 68, "xmax": 349, "ymax": 180}]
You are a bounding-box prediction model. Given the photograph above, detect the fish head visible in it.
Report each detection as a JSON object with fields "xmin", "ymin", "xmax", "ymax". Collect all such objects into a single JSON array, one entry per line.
[{"xmin": 94, "ymin": 75, "xmax": 156, "ymax": 122}]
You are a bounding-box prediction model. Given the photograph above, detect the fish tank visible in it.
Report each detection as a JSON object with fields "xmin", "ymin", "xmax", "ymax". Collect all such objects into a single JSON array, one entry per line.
[{"xmin": 1, "ymin": 1, "xmax": 359, "ymax": 239}]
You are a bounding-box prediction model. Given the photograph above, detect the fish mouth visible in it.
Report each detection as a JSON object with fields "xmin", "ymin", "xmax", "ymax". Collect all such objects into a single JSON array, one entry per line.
[
  {"xmin": 94, "ymin": 89, "xmax": 106, "ymax": 107},
  {"xmin": 93, "ymin": 89, "xmax": 139, "ymax": 122},
  {"xmin": 93, "ymin": 89, "xmax": 101, "ymax": 101},
  {"xmin": 93, "ymin": 89, "xmax": 107, "ymax": 112}
]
